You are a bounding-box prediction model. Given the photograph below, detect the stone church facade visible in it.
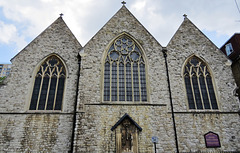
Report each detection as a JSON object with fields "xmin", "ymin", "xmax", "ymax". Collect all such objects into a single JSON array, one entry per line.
[{"xmin": 0, "ymin": 5, "xmax": 239, "ymax": 153}]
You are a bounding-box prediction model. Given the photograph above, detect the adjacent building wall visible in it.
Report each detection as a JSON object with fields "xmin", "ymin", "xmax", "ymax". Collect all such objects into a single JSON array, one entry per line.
[{"xmin": 0, "ymin": 64, "xmax": 11, "ymax": 77}]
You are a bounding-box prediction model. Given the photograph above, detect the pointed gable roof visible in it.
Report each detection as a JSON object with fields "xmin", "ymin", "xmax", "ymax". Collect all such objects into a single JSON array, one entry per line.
[
  {"xmin": 167, "ymin": 16, "xmax": 218, "ymax": 49},
  {"xmin": 111, "ymin": 113, "xmax": 142, "ymax": 131},
  {"xmin": 11, "ymin": 17, "xmax": 82, "ymax": 62},
  {"xmin": 84, "ymin": 5, "xmax": 162, "ymax": 48}
]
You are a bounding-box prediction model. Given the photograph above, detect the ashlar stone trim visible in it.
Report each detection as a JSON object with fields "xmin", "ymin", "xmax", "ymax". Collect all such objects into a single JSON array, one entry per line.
[
  {"xmin": 181, "ymin": 54, "xmax": 221, "ymax": 111},
  {"xmin": 25, "ymin": 53, "xmax": 69, "ymax": 112}
]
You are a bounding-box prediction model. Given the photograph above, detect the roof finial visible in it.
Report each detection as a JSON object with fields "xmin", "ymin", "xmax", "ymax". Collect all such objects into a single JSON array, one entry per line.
[
  {"xmin": 121, "ymin": 1, "xmax": 126, "ymax": 5},
  {"xmin": 183, "ymin": 14, "xmax": 187, "ymax": 19},
  {"xmin": 60, "ymin": 13, "xmax": 64, "ymax": 17}
]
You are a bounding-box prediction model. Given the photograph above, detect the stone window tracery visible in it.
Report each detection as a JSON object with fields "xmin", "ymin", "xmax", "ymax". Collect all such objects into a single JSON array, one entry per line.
[
  {"xmin": 103, "ymin": 35, "xmax": 147, "ymax": 102},
  {"xmin": 183, "ymin": 56, "xmax": 218, "ymax": 110},
  {"xmin": 30, "ymin": 55, "xmax": 66, "ymax": 110}
]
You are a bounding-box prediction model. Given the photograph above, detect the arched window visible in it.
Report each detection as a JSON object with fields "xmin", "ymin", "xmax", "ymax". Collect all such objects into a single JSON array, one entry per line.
[
  {"xmin": 183, "ymin": 56, "xmax": 218, "ymax": 110},
  {"xmin": 103, "ymin": 35, "xmax": 147, "ymax": 102},
  {"xmin": 29, "ymin": 55, "xmax": 66, "ymax": 110}
]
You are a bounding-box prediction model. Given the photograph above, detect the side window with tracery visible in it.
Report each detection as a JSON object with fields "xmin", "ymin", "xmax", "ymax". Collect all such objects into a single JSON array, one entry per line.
[
  {"xmin": 30, "ymin": 56, "xmax": 66, "ymax": 110},
  {"xmin": 104, "ymin": 35, "xmax": 147, "ymax": 102},
  {"xmin": 183, "ymin": 56, "xmax": 218, "ymax": 110}
]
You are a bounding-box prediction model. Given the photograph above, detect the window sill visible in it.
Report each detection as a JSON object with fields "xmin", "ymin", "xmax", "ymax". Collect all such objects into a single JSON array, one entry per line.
[
  {"xmin": 171, "ymin": 111, "xmax": 239, "ymax": 114},
  {"xmin": 26, "ymin": 110, "xmax": 63, "ymax": 114},
  {"xmin": 85, "ymin": 102, "xmax": 166, "ymax": 106}
]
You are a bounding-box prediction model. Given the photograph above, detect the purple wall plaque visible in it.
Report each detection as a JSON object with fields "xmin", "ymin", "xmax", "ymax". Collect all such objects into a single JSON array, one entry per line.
[{"xmin": 204, "ymin": 132, "xmax": 221, "ymax": 148}]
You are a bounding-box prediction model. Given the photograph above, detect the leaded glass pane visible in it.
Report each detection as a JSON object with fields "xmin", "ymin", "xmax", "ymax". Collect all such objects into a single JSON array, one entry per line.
[
  {"xmin": 111, "ymin": 62, "xmax": 118, "ymax": 101},
  {"xmin": 30, "ymin": 56, "xmax": 66, "ymax": 111},
  {"xmin": 30, "ymin": 77, "xmax": 42, "ymax": 110},
  {"xmin": 184, "ymin": 56, "xmax": 218, "ymax": 110},
  {"xmin": 206, "ymin": 76, "xmax": 218, "ymax": 109},
  {"xmin": 119, "ymin": 63, "xmax": 125, "ymax": 101},
  {"xmin": 133, "ymin": 63, "xmax": 140, "ymax": 101},
  {"xmin": 110, "ymin": 51, "xmax": 119, "ymax": 61},
  {"xmin": 184, "ymin": 76, "xmax": 195, "ymax": 109},
  {"xmin": 199, "ymin": 76, "xmax": 210, "ymax": 109},
  {"xmin": 38, "ymin": 77, "xmax": 49, "ymax": 110},
  {"xmin": 140, "ymin": 64, "xmax": 147, "ymax": 101},
  {"xmin": 104, "ymin": 35, "xmax": 147, "ymax": 102},
  {"xmin": 55, "ymin": 77, "xmax": 65, "ymax": 110},
  {"xmin": 126, "ymin": 63, "xmax": 132, "ymax": 101},
  {"xmin": 192, "ymin": 76, "xmax": 203, "ymax": 109},
  {"xmin": 104, "ymin": 62, "xmax": 110, "ymax": 101},
  {"xmin": 46, "ymin": 77, "xmax": 57, "ymax": 110},
  {"xmin": 130, "ymin": 52, "xmax": 140, "ymax": 61}
]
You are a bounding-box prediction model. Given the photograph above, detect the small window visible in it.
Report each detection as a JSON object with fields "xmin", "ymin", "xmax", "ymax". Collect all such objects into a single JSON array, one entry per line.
[
  {"xmin": 29, "ymin": 56, "xmax": 66, "ymax": 111},
  {"xmin": 225, "ymin": 43, "xmax": 234, "ymax": 56}
]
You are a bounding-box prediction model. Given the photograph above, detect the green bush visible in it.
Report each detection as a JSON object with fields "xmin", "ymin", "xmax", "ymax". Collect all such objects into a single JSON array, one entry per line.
[{"xmin": 0, "ymin": 76, "xmax": 6, "ymax": 84}]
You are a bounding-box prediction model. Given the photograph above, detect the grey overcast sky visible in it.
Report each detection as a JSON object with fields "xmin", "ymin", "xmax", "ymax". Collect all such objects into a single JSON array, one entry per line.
[{"xmin": 0, "ymin": 0, "xmax": 239, "ymax": 63}]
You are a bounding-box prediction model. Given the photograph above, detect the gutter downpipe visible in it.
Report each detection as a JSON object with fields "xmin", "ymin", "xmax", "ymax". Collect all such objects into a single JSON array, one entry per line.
[
  {"xmin": 70, "ymin": 54, "xmax": 81, "ymax": 153},
  {"xmin": 162, "ymin": 47, "xmax": 179, "ymax": 153}
]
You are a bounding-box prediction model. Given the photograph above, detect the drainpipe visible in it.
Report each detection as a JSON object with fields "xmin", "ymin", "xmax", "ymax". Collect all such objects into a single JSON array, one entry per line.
[
  {"xmin": 162, "ymin": 47, "xmax": 179, "ymax": 153},
  {"xmin": 70, "ymin": 54, "xmax": 81, "ymax": 153}
]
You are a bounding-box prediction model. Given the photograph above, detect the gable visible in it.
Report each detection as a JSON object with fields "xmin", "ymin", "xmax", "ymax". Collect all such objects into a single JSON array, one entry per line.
[
  {"xmin": 1, "ymin": 17, "xmax": 82, "ymax": 113},
  {"xmin": 168, "ymin": 17, "xmax": 218, "ymax": 50},
  {"xmin": 167, "ymin": 16, "xmax": 228, "ymax": 67},
  {"xmin": 83, "ymin": 5, "xmax": 162, "ymax": 53},
  {"xmin": 11, "ymin": 17, "xmax": 82, "ymax": 63},
  {"xmin": 79, "ymin": 6, "xmax": 167, "ymax": 105},
  {"xmin": 165, "ymin": 16, "xmax": 236, "ymax": 112},
  {"xmin": 111, "ymin": 113, "xmax": 142, "ymax": 131}
]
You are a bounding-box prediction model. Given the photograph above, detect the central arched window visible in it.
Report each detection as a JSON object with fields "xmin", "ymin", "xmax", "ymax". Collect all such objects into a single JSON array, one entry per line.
[
  {"xmin": 103, "ymin": 35, "xmax": 147, "ymax": 102},
  {"xmin": 183, "ymin": 56, "xmax": 218, "ymax": 110},
  {"xmin": 29, "ymin": 55, "xmax": 66, "ymax": 110}
]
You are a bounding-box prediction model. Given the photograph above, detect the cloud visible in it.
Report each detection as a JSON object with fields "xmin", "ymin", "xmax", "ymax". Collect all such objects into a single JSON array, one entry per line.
[
  {"xmin": 0, "ymin": 0, "xmax": 239, "ymax": 56},
  {"xmin": 0, "ymin": 21, "xmax": 27, "ymax": 50},
  {"xmin": 130, "ymin": 0, "xmax": 240, "ymax": 46},
  {"xmin": 0, "ymin": 21, "xmax": 16, "ymax": 44}
]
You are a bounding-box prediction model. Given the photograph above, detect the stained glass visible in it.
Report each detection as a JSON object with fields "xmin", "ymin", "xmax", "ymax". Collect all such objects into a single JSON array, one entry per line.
[
  {"xmin": 111, "ymin": 62, "xmax": 118, "ymax": 101},
  {"xmin": 104, "ymin": 35, "xmax": 147, "ymax": 102},
  {"xmin": 184, "ymin": 56, "xmax": 218, "ymax": 110},
  {"xmin": 30, "ymin": 56, "xmax": 66, "ymax": 110}
]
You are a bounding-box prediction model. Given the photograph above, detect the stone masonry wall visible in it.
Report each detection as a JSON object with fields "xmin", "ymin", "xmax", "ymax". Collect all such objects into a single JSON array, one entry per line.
[
  {"xmin": 175, "ymin": 113, "xmax": 240, "ymax": 152},
  {"xmin": 0, "ymin": 6, "xmax": 239, "ymax": 153},
  {"xmin": 167, "ymin": 17, "xmax": 239, "ymax": 112},
  {"xmin": 0, "ymin": 114, "xmax": 73, "ymax": 152},
  {"xmin": 167, "ymin": 17, "xmax": 240, "ymax": 152},
  {"xmin": 0, "ymin": 17, "xmax": 81, "ymax": 113},
  {"xmin": 75, "ymin": 6, "xmax": 176, "ymax": 153},
  {"xmin": 78, "ymin": 6, "xmax": 169, "ymax": 106},
  {"xmin": 75, "ymin": 105, "xmax": 176, "ymax": 153},
  {"xmin": 0, "ymin": 17, "xmax": 80, "ymax": 152}
]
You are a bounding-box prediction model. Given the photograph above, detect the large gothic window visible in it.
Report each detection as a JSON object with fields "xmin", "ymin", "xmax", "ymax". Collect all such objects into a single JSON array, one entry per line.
[
  {"xmin": 183, "ymin": 56, "xmax": 218, "ymax": 110},
  {"xmin": 29, "ymin": 56, "xmax": 66, "ymax": 110},
  {"xmin": 104, "ymin": 35, "xmax": 147, "ymax": 102}
]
